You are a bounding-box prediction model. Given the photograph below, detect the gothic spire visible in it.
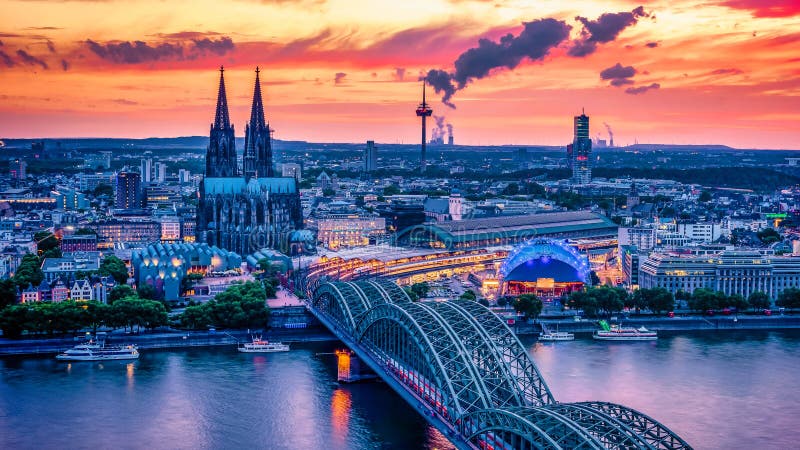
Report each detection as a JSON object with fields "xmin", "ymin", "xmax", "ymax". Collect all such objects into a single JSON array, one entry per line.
[
  {"xmin": 214, "ymin": 65, "xmax": 231, "ymax": 129},
  {"xmin": 249, "ymin": 66, "xmax": 266, "ymax": 129}
]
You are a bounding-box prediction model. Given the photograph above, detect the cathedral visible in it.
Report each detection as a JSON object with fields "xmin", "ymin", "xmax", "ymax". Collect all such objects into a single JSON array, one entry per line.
[{"xmin": 196, "ymin": 67, "xmax": 302, "ymax": 256}]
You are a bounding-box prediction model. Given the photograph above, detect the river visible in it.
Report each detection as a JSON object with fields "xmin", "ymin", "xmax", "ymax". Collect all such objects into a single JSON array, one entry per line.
[{"xmin": 1, "ymin": 330, "xmax": 798, "ymax": 449}]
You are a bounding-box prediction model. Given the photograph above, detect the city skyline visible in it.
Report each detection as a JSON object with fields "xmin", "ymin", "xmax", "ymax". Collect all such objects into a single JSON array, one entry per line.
[{"xmin": 1, "ymin": 0, "xmax": 799, "ymax": 148}]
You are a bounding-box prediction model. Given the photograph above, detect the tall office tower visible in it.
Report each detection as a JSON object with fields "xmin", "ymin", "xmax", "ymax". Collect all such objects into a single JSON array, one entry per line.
[
  {"xmin": 415, "ymin": 82, "xmax": 432, "ymax": 174},
  {"xmin": 154, "ymin": 162, "xmax": 167, "ymax": 183},
  {"xmin": 140, "ymin": 158, "xmax": 153, "ymax": 183},
  {"xmin": 568, "ymin": 110, "xmax": 592, "ymax": 184},
  {"xmin": 9, "ymin": 159, "xmax": 26, "ymax": 180},
  {"xmin": 364, "ymin": 140, "xmax": 378, "ymax": 172},
  {"xmin": 243, "ymin": 67, "xmax": 274, "ymax": 179},
  {"xmin": 206, "ymin": 66, "xmax": 238, "ymax": 178},
  {"xmin": 115, "ymin": 171, "xmax": 142, "ymax": 209}
]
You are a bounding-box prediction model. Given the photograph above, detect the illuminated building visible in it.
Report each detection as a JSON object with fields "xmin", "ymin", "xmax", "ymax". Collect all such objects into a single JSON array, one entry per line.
[
  {"xmin": 196, "ymin": 67, "xmax": 302, "ymax": 256},
  {"xmin": 498, "ymin": 238, "xmax": 591, "ymax": 298},
  {"xmin": 131, "ymin": 242, "xmax": 242, "ymax": 301},
  {"xmin": 91, "ymin": 220, "xmax": 161, "ymax": 248},
  {"xmin": 639, "ymin": 249, "xmax": 800, "ymax": 300},
  {"xmin": 61, "ymin": 234, "xmax": 98, "ymax": 252},
  {"xmin": 52, "ymin": 188, "xmax": 89, "ymax": 211},
  {"xmin": 395, "ymin": 211, "xmax": 617, "ymax": 250},
  {"xmin": 9, "ymin": 159, "xmax": 26, "ymax": 180},
  {"xmin": 567, "ymin": 110, "xmax": 592, "ymax": 184},
  {"xmin": 317, "ymin": 215, "xmax": 386, "ymax": 250},
  {"xmin": 115, "ymin": 172, "xmax": 143, "ymax": 209}
]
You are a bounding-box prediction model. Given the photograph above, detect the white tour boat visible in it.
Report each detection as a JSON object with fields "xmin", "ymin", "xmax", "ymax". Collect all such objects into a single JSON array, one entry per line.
[
  {"xmin": 238, "ymin": 336, "xmax": 290, "ymax": 353},
  {"xmin": 56, "ymin": 340, "xmax": 140, "ymax": 361},
  {"xmin": 538, "ymin": 323, "xmax": 575, "ymax": 341},
  {"xmin": 593, "ymin": 320, "xmax": 657, "ymax": 341}
]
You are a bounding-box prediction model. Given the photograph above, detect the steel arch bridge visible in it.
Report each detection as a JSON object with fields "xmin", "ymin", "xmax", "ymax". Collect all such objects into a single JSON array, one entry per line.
[{"xmin": 308, "ymin": 279, "xmax": 692, "ymax": 450}]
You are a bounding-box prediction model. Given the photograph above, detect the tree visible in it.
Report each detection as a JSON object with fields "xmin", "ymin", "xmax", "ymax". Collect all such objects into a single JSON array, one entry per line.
[
  {"xmin": 567, "ymin": 290, "xmax": 599, "ymax": 317},
  {"xmin": 75, "ymin": 228, "xmax": 97, "ymax": 236},
  {"xmin": 410, "ymin": 282, "xmax": 430, "ymax": 299},
  {"xmin": 777, "ymin": 288, "xmax": 800, "ymax": 309},
  {"xmin": 513, "ymin": 294, "xmax": 543, "ymax": 319},
  {"xmin": 137, "ymin": 283, "xmax": 158, "ymax": 300},
  {"xmin": 459, "ymin": 290, "xmax": 477, "ymax": 301},
  {"xmin": 41, "ymin": 247, "xmax": 62, "ymax": 259},
  {"xmin": 726, "ymin": 294, "xmax": 749, "ymax": 311},
  {"xmin": 383, "ymin": 184, "xmax": 401, "ymax": 196},
  {"xmin": 502, "ymin": 183, "xmax": 519, "ymax": 196},
  {"xmin": 111, "ymin": 297, "xmax": 168, "ymax": 332},
  {"xmin": 108, "ymin": 285, "xmax": 135, "ymax": 304},
  {"xmin": 403, "ymin": 287, "xmax": 419, "ymax": 302},
  {"xmin": 13, "ymin": 254, "xmax": 44, "ymax": 289},
  {"xmin": 496, "ymin": 297, "xmax": 509, "ymax": 307},
  {"xmin": 698, "ymin": 191, "xmax": 712, "ymax": 202},
  {"xmin": 748, "ymin": 291, "xmax": 771, "ymax": 311},
  {"xmin": 647, "ymin": 288, "xmax": 675, "ymax": 314},
  {"xmin": 0, "ymin": 305, "xmax": 31, "ymax": 338},
  {"xmin": 99, "ymin": 255, "xmax": 129, "ymax": 284},
  {"xmin": 34, "ymin": 230, "xmax": 59, "ymax": 255},
  {"xmin": 0, "ymin": 279, "xmax": 17, "ymax": 309},
  {"xmin": 92, "ymin": 183, "xmax": 114, "ymax": 197},
  {"xmin": 756, "ymin": 228, "xmax": 781, "ymax": 245},
  {"xmin": 688, "ymin": 288, "xmax": 724, "ymax": 312},
  {"xmin": 322, "ymin": 187, "xmax": 335, "ymax": 197}
]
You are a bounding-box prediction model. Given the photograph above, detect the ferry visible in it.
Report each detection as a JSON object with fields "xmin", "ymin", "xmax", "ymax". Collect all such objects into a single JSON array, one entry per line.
[
  {"xmin": 593, "ymin": 320, "xmax": 657, "ymax": 341},
  {"xmin": 538, "ymin": 323, "xmax": 574, "ymax": 341},
  {"xmin": 56, "ymin": 341, "xmax": 139, "ymax": 361},
  {"xmin": 238, "ymin": 336, "xmax": 290, "ymax": 353}
]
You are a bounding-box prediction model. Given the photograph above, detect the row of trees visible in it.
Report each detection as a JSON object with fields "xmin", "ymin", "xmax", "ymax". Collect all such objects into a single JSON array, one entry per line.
[
  {"xmin": 0, "ymin": 297, "xmax": 168, "ymax": 338},
  {"xmin": 178, "ymin": 282, "xmax": 270, "ymax": 330},
  {"xmin": 682, "ymin": 288, "xmax": 770, "ymax": 313}
]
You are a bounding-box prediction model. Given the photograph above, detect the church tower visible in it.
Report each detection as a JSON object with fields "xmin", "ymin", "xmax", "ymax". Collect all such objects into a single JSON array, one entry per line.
[
  {"xmin": 243, "ymin": 67, "xmax": 274, "ymax": 179},
  {"xmin": 206, "ymin": 66, "xmax": 238, "ymax": 178}
]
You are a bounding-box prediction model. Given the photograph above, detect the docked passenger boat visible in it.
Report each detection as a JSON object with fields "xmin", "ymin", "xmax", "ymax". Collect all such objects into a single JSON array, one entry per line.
[
  {"xmin": 56, "ymin": 341, "xmax": 139, "ymax": 361},
  {"xmin": 593, "ymin": 320, "xmax": 657, "ymax": 341},
  {"xmin": 238, "ymin": 336, "xmax": 290, "ymax": 353},
  {"xmin": 538, "ymin": 323, "xmax": 575, "ymax": 341}
]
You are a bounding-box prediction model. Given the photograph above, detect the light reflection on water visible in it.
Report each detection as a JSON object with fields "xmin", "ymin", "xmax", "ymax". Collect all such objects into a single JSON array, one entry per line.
[{"xmin": 0, "ymin": 331, "xmax": 798, "ymax": 449}]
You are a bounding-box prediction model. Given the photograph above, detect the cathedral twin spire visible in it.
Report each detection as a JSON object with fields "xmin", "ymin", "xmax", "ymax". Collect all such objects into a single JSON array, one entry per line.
[{"xmin": 205, "ymin": 66, "xmax": 273, "ymax": 179}]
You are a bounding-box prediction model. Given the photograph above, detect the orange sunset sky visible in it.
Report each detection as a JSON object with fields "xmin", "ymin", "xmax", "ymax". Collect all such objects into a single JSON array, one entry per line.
[{"xmin": 0, "ymin": 0, "xmax": 799, "ymax": 148}]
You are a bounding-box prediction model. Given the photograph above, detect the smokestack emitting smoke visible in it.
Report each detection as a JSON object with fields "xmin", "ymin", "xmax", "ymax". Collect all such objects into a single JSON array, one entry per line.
[
  {"xmin": 432, "ymin": 115, "xmax": 446, "ymax": 141},
  {"xmin": 604, "ymin": 122, "xmax": 614, "ymax": 147},
  {"xmin": 424, "ymin": 6, "xmax": 650, "ymax": 108}
]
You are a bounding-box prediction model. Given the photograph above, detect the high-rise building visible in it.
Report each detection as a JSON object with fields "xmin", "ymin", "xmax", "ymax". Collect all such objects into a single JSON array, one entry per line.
[
  {"xmin": 567, "ymin": 110, "xmax": 592, "ymax": 184},
  {"xmin": 154, "ymin": 162, "xmax": 167, "ymax": 183},
  {"xmin": 178, "ymin": 169, "xmax": 191, "ymax": 184},
  {"xmin": 140, "ymin": 158, "xmax": 153, "ymax": 183},
  {"xmin": 364, "ymin": 140, "xmax": 378, "ymax": 172},
  {"xmin": 281, "ymin": 163, "xmax": 302, "ymax": 180},
  {"xmin": 10, "ymin": 159, "xmax": 26, "ymax": 180},
  {"xmin": 115, "ymin": 172, "xmax": 142, "ymax": 209}
]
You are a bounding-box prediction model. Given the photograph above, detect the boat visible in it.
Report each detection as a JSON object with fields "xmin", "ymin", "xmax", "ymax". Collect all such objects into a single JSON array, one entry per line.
[
  {"xmin": 593, "ymin": 320, "xmax": 657, "ymax": 341},
  {"xmin": 539, "ymin": 323, "xmax": 574, "ymax": 341},
  {"xmin": 56, "ymin": 340, "xmax": 139, "ymax": 361},
  {"xmin": 238, "ymin": 336, "xmax": 290, "ymax": 353}
]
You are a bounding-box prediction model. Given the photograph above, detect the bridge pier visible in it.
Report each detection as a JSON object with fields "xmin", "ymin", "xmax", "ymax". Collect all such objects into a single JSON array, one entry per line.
[{"xmin": 336, "ymin": 350, "xmax": 377, "ymax": 383}]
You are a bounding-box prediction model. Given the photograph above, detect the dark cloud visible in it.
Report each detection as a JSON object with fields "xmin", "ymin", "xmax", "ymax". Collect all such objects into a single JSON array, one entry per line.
[
  {"xmin": 424, "ymin": 18, "xmax": 571, "ymax": 108},
  {"xmin": 569, "ymin": 6, "xmax": 650, "ymax": 57},
  {"xmin": 16, "ymin": 49, "xmax": 48, "ymax": 69},
  {"xmin": 393, "ymin": 67, "xmax": 406, "ymax": 81},
  {"xmin": 0, "ymin": 40, "xmax": 3, "ymax": 47},
  {"xmin": 334, "ymin": 72, "xmax": 346, "ymax": 84},
  {"xmin": 0, "ymin": 50, "xmax": 14, "ymax": 67},
  {"xmin": 600, "ymin": 62, "xmax": 637, "ymax": 86},
  {"xmin": 153, "ymin": 31, "xmax": 222, "ymax": 40},
  {"xmin": 645, "ymin": 41, "xmax": 659, "ymax": 48},
  {"xmin": 112, "ymin": 98, "xmax": 138, "ymax": 105},
  {"xmin": 192, "ymin": 37, "xmax": 234, "ymax": 55},
  {"xmin": 85, "ymin": 36, "xmax": 234, "ymax": 64},
  {"xmin": 625, "ymin": 82, "xmax": 660, "ymax": 95},
  {"xmin": 25, "ymin": 26, "xmax": 62, "ymax": 31},
  {"xmin": 46, "ymin": 40, "xmax": 56, "ymax": 53},
  {"xmin": 710, "ymin": 68, "xmax": 743, "ymax": 75},
  {"xmin": 61, "ymin": 59, "xmax": 69, "ymax": 71}
]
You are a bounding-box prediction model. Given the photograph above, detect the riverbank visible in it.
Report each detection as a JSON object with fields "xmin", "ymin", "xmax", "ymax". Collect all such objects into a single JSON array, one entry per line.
[
  {"xmin": 522, "ymin": 314, "xmax": 800, "ymax": 334},
  {"xmin": 0, "ymin": 327, "xmax": 337, "ymax": 356}
]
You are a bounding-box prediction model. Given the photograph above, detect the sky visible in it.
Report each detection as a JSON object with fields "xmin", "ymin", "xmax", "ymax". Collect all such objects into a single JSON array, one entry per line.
[{"xmin": 0, "ymin": 0, "xmax": 799, "ymax": 149}]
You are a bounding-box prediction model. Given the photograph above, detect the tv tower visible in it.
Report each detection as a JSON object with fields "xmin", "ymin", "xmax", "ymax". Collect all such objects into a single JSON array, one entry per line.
[{"xmin": 415, "ymin": 80, "xmax": 433, "ymax": 174}]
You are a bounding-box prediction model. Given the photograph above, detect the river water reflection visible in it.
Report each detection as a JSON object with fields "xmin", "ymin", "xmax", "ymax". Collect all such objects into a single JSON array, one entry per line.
[{"xmin": 1, "ymin": 330, "xmax": 798, "ymax": 449}]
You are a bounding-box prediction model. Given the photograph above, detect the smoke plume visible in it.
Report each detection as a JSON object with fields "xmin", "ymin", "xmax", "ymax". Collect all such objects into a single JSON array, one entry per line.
[
  {"xmin": 603, "ymin": 122, "xmax": 614, "ymax": 145},
  {"xmin": 424, "ymin": 7, "xmax": 649, "ymax": 108}
]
